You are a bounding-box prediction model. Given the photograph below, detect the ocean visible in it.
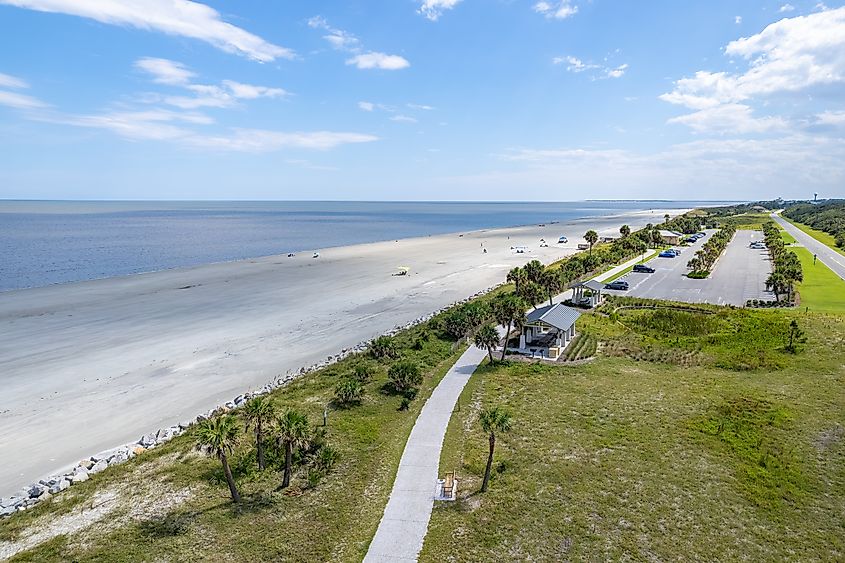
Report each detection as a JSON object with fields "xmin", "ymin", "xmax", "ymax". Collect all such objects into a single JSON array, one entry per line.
[{"xmin": 0, "ymin": 200, "xmax": 731, "ymax": 292}]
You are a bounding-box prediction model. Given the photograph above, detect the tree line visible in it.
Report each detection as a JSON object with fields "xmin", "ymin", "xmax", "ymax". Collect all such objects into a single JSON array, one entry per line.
[
  {"xmin": 762, "ymin": 222, "xmax": 803, "ymax": 302},
  {"xmin": 686, "ymin": 225, "xmax": 736, "ymax": 278},
  {"xmin": 782, "ymin": 200, "xmax": 845, "ymax": 249}
]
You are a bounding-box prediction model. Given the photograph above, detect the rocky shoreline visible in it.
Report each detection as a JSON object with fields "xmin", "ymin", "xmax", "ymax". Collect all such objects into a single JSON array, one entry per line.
[{"xmin": 0, "ymin": 284, "xmax": 500, "ymax": 518}]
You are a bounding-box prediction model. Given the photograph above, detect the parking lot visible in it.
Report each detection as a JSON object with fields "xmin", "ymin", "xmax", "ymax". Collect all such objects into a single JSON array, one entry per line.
[{"xmin": 605, "ymin": 230, "xmax": 773, "ymax": 306}]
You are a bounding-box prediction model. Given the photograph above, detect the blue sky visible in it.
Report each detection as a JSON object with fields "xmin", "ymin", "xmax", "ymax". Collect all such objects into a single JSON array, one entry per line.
[{"xmin": 0, "ymin": 0, "xmax": 843, "ymax": 201}]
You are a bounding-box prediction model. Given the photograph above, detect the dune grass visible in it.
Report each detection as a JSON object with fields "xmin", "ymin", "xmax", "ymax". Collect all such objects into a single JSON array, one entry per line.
[
  {"xmin": 793, "ymin": 246, "xmax": 845, "ymax": 314},
  {"xmin": 1, "ymin": 319, "xmax": 467, "ymax": 562},
  {"xmin": 421, "ymin": 307, "xmax": 845, "ymax": 561},
  {"xmin": 723, "ymin": 213, "xmax": 772, "ymax": 230}
]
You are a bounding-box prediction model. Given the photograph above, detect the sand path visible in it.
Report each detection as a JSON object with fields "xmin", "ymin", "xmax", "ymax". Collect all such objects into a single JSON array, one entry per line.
[{"xmin": 0, "ymin": 208, "xmax": 681, "ymax": 497}]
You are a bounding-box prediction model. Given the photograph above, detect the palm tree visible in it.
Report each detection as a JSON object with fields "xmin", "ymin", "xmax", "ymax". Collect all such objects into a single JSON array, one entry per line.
[
  {"xmin": 664, "ymin": 213, "xmax": 671, "ymax": 224},
  {"xmin": 619, "ymin": 224, "xmax": 631, "ymax": 238},
  {"xmin": 493, "ymin": 293, "xmax": 525, "ymax": 361},
  {"xmin": 539, "ymin": 269, "xmax": 562, "ymax": 305},
  {"xmin": 584, "ymin": 230, "xmax": 598, "ymax": 256},
  {"xmin": 196, "ymin": 415, "xmax": 242, "ymax": 503},
  {"xmin": 523, "ymin": 260, "xmax": 545, "ymax": 284},
  {"xmin": 474, "ymin": 325, "xmax": 500, "ymax": 362},
  {"xmin": 277, "ymin": 409, "xmax": 310, "ymax": 488},
  {"xmin": 479, "ymin": 407, "xmax": 512, "ymax": 493},
  {"xmin": 242, "ymin": 396, "xmax": 276, "ymax": 471},
  {"xmin": 506, "ymin": 267, "xmax": 526, "ymax": 292},
  {"xmin": 650, "ymin": 229, "xmax": 663, "ymax": 248}
]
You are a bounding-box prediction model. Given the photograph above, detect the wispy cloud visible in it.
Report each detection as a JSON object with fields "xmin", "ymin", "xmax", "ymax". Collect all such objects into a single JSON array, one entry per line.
[
  {"xmin": 418, "ymin": 0, "xmax": 462, "ymax": 21},
  {"xmin": 554, "ymin": 56, "xmax": 628, "ymax": 79},
  {"xmin": 779, "ymin": 4, "xmax": 795, "ymax": 12},
  {"xmin": 0, "ymin": 0, "xmax": 293, "ymax": 62},
  {"xmin": 0, "ymin": 71, "xmax": 48, "ymax": 109},
  {"xmin": 358, "ymin": 101, "xmax": 375, "ymax": 112},
  {"xmin": 408, "ymin": 103, "xmax": 435, "ymax": 110},
  {"xmin": 346, "ymin": 52, "xmax": 410, "ymax": 70},
  {"xmin": 0, "ymin": 72, "xmax": 29, "ymax": 89},
  {"xmin": 390, "ymin": 115, "xmax": 417, "ymax": 123},
  {"xmin": 308, "ymin": 15, "xmax": 409, "ymax": 70},
  {"xmin": 533, "ymin": 1, "xmax": 578, "ymax": 20}
]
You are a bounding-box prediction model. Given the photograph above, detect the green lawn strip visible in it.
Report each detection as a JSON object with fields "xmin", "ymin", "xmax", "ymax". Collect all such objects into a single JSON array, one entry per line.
[
  {"xmin": 602, "ymin": 251, "xmax": 659, "ymax": 284},
  {"xmin": 792, "ymin": 246, "xmax": 845, "ymax": 314},
  {"xmin": 782, "ymin": 217, "xmax": 845, "ymax": 257},
  {"xmin": 3, "ymin": 326, "xmax": 468, "ymax": 562},
  {"xmin": 421, "ymin": 309, "xmax": 845, "ymax": 561},
  {"xmin": 724, "ymin": 213, "xmax": 772, "ymax": 230}
]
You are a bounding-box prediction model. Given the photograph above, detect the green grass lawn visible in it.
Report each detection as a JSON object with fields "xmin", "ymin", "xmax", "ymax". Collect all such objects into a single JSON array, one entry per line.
[
  {"xmin": 421, "ymin": 306, "xmax": 845, "ymax": 561},
  {"xmin": 1, "ymin": 321, "xmax": 467, "ymax": 562},
  {"xmin": 779, "ymin": 228, "xmax": 797, "ymax": 245},
  {"xmin": 793, "ymin": 246, "xmax": 845, "ymax": 314},
  {"xmin": 724, "ymin": 213, "xmax": 772, "ymax": 230},
  {"xmin": 783, "ymin": 217, "xmax": 845, "ymax": 256}
]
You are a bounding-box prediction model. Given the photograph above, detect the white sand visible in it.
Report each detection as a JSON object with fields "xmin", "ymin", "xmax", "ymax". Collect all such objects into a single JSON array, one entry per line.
[{"xmin": 0, "ymin": 208, "xmax": 685, "ymax": 496}]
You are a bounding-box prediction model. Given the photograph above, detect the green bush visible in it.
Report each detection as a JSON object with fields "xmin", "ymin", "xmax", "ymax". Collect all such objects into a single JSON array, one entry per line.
[
  {"xmin": 370, "ymin": 336, "xmax": 398, "ymax": 360},
  {"xmin": 351, "ymin": 362, "xmax": 375, "ymax": 383},
  {"xmin": 387, "ymin": 360, "xmax": 422, "ymax": 394},
  {"xmin": 333, "ymin": 379, "xmax": 364, "ymax": 407}
]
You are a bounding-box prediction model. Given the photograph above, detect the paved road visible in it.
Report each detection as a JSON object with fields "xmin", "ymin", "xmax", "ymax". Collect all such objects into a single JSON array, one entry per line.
[
  {"xmin": 364, "ymin": 345, "xmax": 488, "ymax": 562},
  {"xmin": 773, "ymin": 214, "xmax": 845, "ymax": 282},
  {"xmin": 606, "ymin": 230, "xmax": 773, "ymax": 306}
]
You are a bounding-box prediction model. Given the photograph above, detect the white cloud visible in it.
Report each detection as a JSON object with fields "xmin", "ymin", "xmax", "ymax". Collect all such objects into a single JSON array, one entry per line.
[
  {"xmin": 221, "ymin": 80, "xmax": 287, "ymax": 100},
  {"xmin": 0, "ymin": 90, "xmax": 47, "ymax": 109},
  {"xmin": 735, "ymin": 15, "xmax": 742, "ymax": 24},
  {"xmin": 346, "ymin": 52, "xmax": 410, "ymax": 70},
  {"xmin": 358, "ymin": 101, "xmax": 375, "ymax": 111},
  {"xmin": 779, "ymin": 4, "xmax": 795, "ymax": 12},
  {"xmin": 814, "ymin": 110, "xmax": 845, "ymax": 126},
  {"xmin": 606, "ymin": 63, "xmax": 628, "ymax": 78},
  {"xmin": 408, "ymin": 103, "xmax": 434, "ymax": 110},
  {"xmin": 307, "ymin": 16, "xmax": 360, "ymax": 52},
  {"xmin": 0, "ymin": 0, "xmax": 293, "ymax": 62},
  {"xmin": 0, "ymin": 72, "xmax": 28, "ymax": 89},
  {"xmin": 661, "ymin": 8, "xmax": 845, "ymax": 133},
  {"xmin": 534, "ymin": 1, "xmax": 578, "ymax": 19},
  {"xmin": 418, "ymin": 0, "xmax": 462, "ymax": 21},
  {"xmin": 189, "ymin": 129, "xmax": 379, "ymax": 152},
  {"xmin": 390, "ymin": 115, "xmax": 417, "ymax": 123},
  {"xmin": 667, "ymin": 103, "xmax": 787, "ymax": 134},
  {"xmin": 135, "ymin": 57, "xmax": 195, "ymax": 85},
  {"xmin": 0, "ymin": 71, "xmax": 47, "ymax": 109}
]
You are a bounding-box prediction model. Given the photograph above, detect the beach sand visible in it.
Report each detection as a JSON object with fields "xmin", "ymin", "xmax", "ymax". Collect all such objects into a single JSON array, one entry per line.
[{"xmin": 0, "ymin": 208, "xmax": 685, "ymax": 496}]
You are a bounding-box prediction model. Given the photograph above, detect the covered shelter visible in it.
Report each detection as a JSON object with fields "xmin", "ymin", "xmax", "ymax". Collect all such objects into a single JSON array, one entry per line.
[
  {"xmin": 510, "ymin": 303, "xmax": 582, "ymax": 361},
  {"xmin": 659, "ymin": 230, "xmax": 683, "ymax": 245},
  {"xmin": 571, "ymin": 279, "xmax": 605, "ymax": 308}
]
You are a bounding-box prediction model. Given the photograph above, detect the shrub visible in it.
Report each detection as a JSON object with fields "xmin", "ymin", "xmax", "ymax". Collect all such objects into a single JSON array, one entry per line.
[
  {"xmin": 334, "ymin": 379, "xmax": 364, "ymax": 406},
  {"xmin": 387, "ymin": 360, "xmax": 422, "ymax": 394},
  {"xmin": 351, "ymin": 362, "xmax": 375, "ymax": 383},
  {"xmin": 370, "ymin": 336, "xmax": 398, "ymax": 360}
]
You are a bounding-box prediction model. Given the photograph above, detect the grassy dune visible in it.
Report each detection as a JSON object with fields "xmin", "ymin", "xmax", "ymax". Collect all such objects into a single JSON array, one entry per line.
[{"xmin": 422, "ymin": 305, "xmax": 845, "ymax": 561}]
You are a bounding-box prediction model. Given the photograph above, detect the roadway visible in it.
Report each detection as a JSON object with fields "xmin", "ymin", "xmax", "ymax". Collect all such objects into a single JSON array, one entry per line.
[
  {"xmin": 772, "ymin": 214, "xmax": 845, "ymax": 282},
  {"xmin": 605, "ymin": 230, "xmax": 773, "ymax": 306}
]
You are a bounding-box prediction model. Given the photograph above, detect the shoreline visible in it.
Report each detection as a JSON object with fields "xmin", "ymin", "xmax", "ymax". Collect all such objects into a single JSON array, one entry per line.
[{"xmin": 0, "ymin": 207, "xmax": 688, "ymax": 498}]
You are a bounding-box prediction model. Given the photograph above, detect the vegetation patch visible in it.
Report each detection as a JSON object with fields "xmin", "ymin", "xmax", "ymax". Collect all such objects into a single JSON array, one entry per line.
[
  {"xmin": 792, "ymin": 246, "xmax": 845, "ymax": 314},
  {"xmin": 689, "ymin": 397, "xmax": 805, "ymax": 508}
]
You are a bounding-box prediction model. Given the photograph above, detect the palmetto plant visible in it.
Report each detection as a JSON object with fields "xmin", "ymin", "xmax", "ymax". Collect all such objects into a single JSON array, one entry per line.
[
  {"xmin": 506, "ymin": 267, "xmax": 526, "ymax": 292},
  {"xmin": 479, "ymin": 407, "xmax": 512, "ymax": 493},
  {"xmin": 619, "ymin": 224, "xmax": 631, "ymax": 238},
  {"xmin": 276, "ymin": 409, "xmax": 310, "ymax": 488},
  {"xmin": 584, "ymin": 230, "xmax": 598, "ymax": 255},
  {"xmin": 539, "ymin": 269, "xmax": 563, "ymax": 305},
  {"xmin": 474, "ymin": 324, "xmax": 500, "ymax": 362},
  {"xmin": 493, "ymin": 293, "xmax": 526, "ymax": 361},
  {"xmin": 196, "ymin": 415, "xmax": 242, "ymax": 503},
  {"xmin": 242, "ymin": 396, "xmax": 276, "ymax": 471}
]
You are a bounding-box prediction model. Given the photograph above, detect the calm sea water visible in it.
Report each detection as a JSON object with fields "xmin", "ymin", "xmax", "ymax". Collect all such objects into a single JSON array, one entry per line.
[{"xmin": 0, "ymin": 200, "xmax": 731, "ymax": 291}]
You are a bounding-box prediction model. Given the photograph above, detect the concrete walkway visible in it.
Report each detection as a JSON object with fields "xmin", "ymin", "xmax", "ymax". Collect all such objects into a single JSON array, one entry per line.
[
  {"xmin": 364, "ymin": 250, "xmax": 655, "ymax": 562},
  {"xmin": 364, "ymin": 345, "xmax": 488, "ymax": 562}
]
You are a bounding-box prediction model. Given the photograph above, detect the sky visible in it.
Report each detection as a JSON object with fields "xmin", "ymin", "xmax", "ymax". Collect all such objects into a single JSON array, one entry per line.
[{"xmin": 0, "ymin": 0, "xmax": 844, "ymax": 201}]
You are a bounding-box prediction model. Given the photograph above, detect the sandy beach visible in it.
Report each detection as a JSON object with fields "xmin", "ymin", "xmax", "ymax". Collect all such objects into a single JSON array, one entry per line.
[{"xmin": 0, "ymin": 208, "xmax": 685, "ymax": 496}]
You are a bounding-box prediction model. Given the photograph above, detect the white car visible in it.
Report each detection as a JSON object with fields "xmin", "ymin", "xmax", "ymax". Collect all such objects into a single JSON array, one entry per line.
[{"xmin": 558, "ymin": 236, "xmax": 568, "ymax": 244}]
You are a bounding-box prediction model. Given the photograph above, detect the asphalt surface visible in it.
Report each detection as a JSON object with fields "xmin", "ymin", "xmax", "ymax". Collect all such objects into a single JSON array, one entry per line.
[
  {"xmin": 605, "ymin": 230, "xmax": 773, "ymax": 306},
  {"xmin": 773, "ymin": 213, "xmax": 845, "ymax": 282}
]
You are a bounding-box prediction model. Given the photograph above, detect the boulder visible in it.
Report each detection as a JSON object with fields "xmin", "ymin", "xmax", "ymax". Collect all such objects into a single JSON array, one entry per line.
[
  {"xmin": 1, "ymin": 504, "xmax": 16, "ymax": 517},
  {"xmin": 80, "ymin": 459, "xmax": 95, "ymax": 470},
  {"xmin": 108, "ymin": 452, "xmax": 128, "ymax": 466},
  {"xmin": 90, "ymin": 459, "xmax": 108, "ymax": 474},
  {"xmin": 132, "ymin": 445, "xmax": 146, "ymax": 456},
  {"xmin": 27, "ymin": 484, "xmax": 48, "ymax": 499},
  {"xmin": 138, "ymin": 433, "xmax": 157, "ymax": 448},
  {"xmin": 48, "ymin": 479, "xmax": 70, "ymax": 494},
  {"xmin": 70, "ymin": 467, "xmax": 89, "ymax": 484}
]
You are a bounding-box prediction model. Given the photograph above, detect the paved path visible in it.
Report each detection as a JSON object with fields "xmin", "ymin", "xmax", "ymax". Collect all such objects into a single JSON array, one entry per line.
[
  {"xmin": 773, "ymin": 214, "xmax": 845, "ymax": 282},
  {"xmin": 364, "ymin": 345, "xmax": 488, "ymax": 562},
  {"xmin": 363, "ymin": 250, "xmax": 657, "ymax": 562}
]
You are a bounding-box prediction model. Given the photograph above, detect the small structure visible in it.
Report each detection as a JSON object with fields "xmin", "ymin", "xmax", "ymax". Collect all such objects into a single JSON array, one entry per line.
[
  {"xmin": 509, "ymin": 303, "xmax": 582, "ymax": 361},
  {"xmin": 435, "ymin": 472, "xmax": 457, "ymax": 501},
  {"xmin": 658, "ymin": 230, "xmax": 683, "ymax": 245},
  {"xmin": 571, "ymin": 279, "xmax": 605, "ymax": 308}
]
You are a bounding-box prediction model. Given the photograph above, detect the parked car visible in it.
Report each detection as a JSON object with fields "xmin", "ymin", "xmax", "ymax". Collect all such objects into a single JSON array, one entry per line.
[
  {"xmin": 696, "ymin": 232, "xmax": 706, "ymax": 237},
  {"xmin": 558, "ymin": 236, "xmax": 568, "ymax": 244},
  {"xmin": 684, "ymin": 237, "xmax": 698, "ymax": 244},
  {"xmin": 659, "ymin": 250, "xmax": 676, "ymax": 258},
  {"xmin": 633, "ymin": 264, "xmax": 655, "ymax": 273},
  {"xmin": 604, "ymin": 280, "xmax": 629, "ymax": 290}
]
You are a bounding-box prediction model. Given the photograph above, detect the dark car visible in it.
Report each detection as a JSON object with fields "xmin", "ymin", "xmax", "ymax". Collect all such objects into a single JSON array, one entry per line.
[
  {"xmin": 684, "ymin": 237, "xmax": 697, "ymax": 243},
  {"xmin": 604, "ymin": 280, "xmax": 629, "ymax": 290},
  {"xmin": 632, "ymin": 264, "xmax": 655, "ymax": 273}
]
